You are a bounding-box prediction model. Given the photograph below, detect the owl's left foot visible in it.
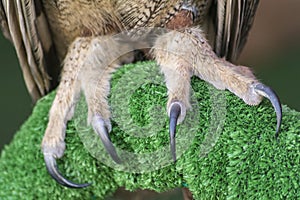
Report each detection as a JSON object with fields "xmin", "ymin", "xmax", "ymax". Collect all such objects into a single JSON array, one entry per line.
[{"xmin": 153, "ymin": 28, "xmax": 282, "ymax": 161}]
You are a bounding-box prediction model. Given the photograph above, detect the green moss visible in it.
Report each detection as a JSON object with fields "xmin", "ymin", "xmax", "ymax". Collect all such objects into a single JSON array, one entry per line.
[{"xmin": 0, "ymin": 61, "xmax": 299, "ymax": 199}]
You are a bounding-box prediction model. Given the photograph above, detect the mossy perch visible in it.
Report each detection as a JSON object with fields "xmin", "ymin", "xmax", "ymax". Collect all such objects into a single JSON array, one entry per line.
[{"xmin": 0, "ymin": 62, "xmax": 299, "ymax": 199}]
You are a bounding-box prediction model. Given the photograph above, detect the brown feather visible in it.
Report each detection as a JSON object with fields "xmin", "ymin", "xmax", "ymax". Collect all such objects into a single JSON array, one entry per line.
[
  {"xmin": 0, "ymin": 0, "xmax": 260, "ymax": 101},
  {"xmin": 213, "ymin": 0, "xmax": 259, "ymax": 61},
  {"xmin": 0, "ymin": 1, "xmax": 11, "ymax": 41},
  {"xmin": 1, "ymin": 0, "xmax": 59, "ymax": 101}
]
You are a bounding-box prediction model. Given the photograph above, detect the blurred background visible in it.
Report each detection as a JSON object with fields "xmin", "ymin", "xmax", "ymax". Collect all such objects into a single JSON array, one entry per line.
[{"xmin": 0, "ymin": 0, "xmax": 299, "ymax": 160}]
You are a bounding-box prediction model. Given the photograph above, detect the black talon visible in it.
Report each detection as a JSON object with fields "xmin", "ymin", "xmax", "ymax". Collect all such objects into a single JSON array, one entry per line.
[
  {"xmin": 169, "ymin": 103, "xmax": 181, "ymax": 162},
  {"xmin": 92, "ymin": 120, "xmax": 121, "ymax": 164},
  {"xmin": 255, "ymin": 83, "xmax": 282, "ymax": 136},
  {"xmin": 99, "ymin": 127, "xmax": 122, "ymax": 164},
  {"xmin": 44, "ymin": 154, "xmax": 91, "ymax": 188}
]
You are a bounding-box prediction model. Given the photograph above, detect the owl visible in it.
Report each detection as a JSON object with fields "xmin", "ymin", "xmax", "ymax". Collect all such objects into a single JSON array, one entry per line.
[{"xmin": 0, "ymin": 0, "xmax": 281, "ymax": 189}]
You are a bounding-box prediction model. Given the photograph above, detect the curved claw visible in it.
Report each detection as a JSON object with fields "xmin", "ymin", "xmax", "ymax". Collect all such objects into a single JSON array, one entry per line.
[
  {"xmin": 98, "ymin": 127, "xmax": 122, "ymax": 164},
  {"xmin": 169, "ymin": 103, "xmax": 181, "ymax": 162},
  {"xmin": 92, "ymin": 118, "xmax": 121, "ymax": 164},
  {"xmin": 255, "ymin": 83, "xmax": 282, "ymax": 136},
  {"xmin": 44, "ymin": 154, "xmax": 91, "ymax": 188}
]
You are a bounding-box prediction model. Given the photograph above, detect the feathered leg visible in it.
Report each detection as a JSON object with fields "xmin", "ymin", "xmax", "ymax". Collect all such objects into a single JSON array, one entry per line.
[
  {"xmin": 41, "ymin": 35, "xmax": 133, "ymax": 187},
  {"xmin": 41, "ymin": 37, "xmax": 91, "ymax": 188},
  {"xmin": 153, "ymin": 27, "xmax": 282, "ymax": 161}
]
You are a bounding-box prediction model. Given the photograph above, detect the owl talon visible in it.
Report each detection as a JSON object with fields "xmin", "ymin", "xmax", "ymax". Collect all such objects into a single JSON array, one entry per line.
[
  {"xmin": 43, "ymin": 153, "xmax": 91, "ymax": 188},
  {"xmin": 254, "ymin": 83, "xmax": 282, "ymax": 136},
  {"xmin": 169, "ymin": 102, "xmax": 182, "ymax": 162},
  {"xmin": 91, "ymin": 115, "xmax": 121, "ymax": 164}
]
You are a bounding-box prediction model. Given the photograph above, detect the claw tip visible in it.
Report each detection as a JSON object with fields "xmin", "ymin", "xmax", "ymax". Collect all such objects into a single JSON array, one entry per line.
[
  {"xmin": 255, "ymin": 83, "xmax": 282, "ymax": 136},
  {"xmin": 44, "ymin": 154, "xmax": 91, "ymax": 188},
  {"xmin": 169, "ymin": 103, "xmax": 181, "ymax": 162}
]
